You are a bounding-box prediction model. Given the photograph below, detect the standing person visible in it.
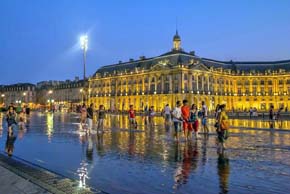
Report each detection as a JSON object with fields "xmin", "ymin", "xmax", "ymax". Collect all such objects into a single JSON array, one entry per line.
[
  {"xmin": 25, "ymin": 105, "xmax": 30, "ymax": 115},
  {"xmin": 97, "ymin": 105, "xmax": 105, "ymax": 133},
  {"xmin": 269, "ymin": 105, "xmax": 274, "ymax": 121},
  {"xmin": 6, "ymin": 106, "xmax": 17, "ymax": 136},
  {"xmin": 87, "ymin": 103, "xmax": 94, "ymax": 133},
  {"xmin": 276, "ymin": 107, "xmax": 282, "ymax": 121},
  {"xmin": 190, "ymin": 104, "xmax": 199, "ymax": 139},
  {"xmin": 18, "ymin": 109, "xmax": 26, "ymax": 130},
  {"xmin": 148, "ymin": 106, "xmax": 156, "ymax": 127},
  {"xmin": 181, "ymin": 100, "xmax": 192, "ymax": 140},
  {"xmin": 172, "ymin": 101, "xmax": 182, "ymax": 142},
  {"xmin": 163, "ymin": 104, "xmax": 171, "ymax": 124},
  {"xmin": 201, "ymin": 101, "xmax": 209, "ymax": 134},
  {"xmin": 249, "ymin": 107, "xmax": 253, "ymax": 119},
  {"xmin": 217, "ymin": 104, "xmax": 229, "ymax": 150},
  {"xmin": 80, "ymin": 103, "xmax": 87, "ymax": 130},
  {"xmin": 128, "ymin": 105, "xmax": 137, "ymax": 129}
]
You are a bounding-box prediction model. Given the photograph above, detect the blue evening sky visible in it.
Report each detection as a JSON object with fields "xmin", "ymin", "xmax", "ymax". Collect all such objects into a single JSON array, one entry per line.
[{"xmin": 1, "ymin": 0, "xmax": 290, "ymax": 84}]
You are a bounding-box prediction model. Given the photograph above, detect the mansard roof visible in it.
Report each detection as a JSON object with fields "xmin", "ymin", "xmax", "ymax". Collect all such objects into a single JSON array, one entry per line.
[
  {"xmin": 93, "ymin": 50, "xmax": 199, "ymax": 76},
  {"xmin": 93, "ymin": 50, "xmax": 290, "ymax": 76},
  {"xmin": 202, "ymin": 58, "xmax": 290, "ymax": 72}
]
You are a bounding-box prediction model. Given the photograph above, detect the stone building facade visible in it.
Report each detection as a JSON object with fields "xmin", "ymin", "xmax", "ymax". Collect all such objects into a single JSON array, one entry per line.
[
  {"xmin": 0, "ymin": 83, "xmax": 36, "ymax": 107},
  {"xmin": 89, "ymin": 32, "xmax": 290, "ymax": 111}
]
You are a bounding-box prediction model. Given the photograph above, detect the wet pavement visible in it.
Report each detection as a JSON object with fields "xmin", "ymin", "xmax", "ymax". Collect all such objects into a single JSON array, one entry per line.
[{"xmin": 0, "ymin": 112, "xmax": 290, "ymax": 194}]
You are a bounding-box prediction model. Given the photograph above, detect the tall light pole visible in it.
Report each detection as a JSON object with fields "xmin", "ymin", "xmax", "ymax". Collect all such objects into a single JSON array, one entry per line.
[
  {"xmin": 80, "ymin": 35, "xmax": 88, "ymax": 81},
  {"xmin": 48, "ymin": 90, "xmax": 53, "ymax": 112}
]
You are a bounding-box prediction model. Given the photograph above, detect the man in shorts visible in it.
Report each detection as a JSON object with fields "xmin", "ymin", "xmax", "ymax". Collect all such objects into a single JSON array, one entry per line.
[{"xmin": 172, "ymin": 101, "xmax": 182, "ymax": 142}]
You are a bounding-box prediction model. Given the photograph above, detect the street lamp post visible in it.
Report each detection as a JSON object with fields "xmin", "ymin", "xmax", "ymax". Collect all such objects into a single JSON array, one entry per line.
[
  {"xmin": 80, "ymin": 35, "xmax": 88, "ymax": 105},
  {"xmin": 23, "ymin": 92, "xmax": 26, "ymax": 105},
  {"xmin": 48, "ymin": 90, "xmax": 53, "ymax": 112},
  {"xmin": 80, "ymin": 35, "xmax": 88, "ymax": 81}
]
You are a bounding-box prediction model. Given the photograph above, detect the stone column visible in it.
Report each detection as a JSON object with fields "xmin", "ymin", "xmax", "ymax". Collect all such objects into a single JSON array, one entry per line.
[
  {"xmin": 169, "ymin": 74, "xmax": 172, "ymax": 93},
  {"xmin": 161, "ymin": 75, "xmax": 164, "ymax": 94},
  {"xmin": 196, "ymin": 74, "xmax": 199, "ymax": 92},
  {"xmin": 189, "ymin": 73, "xmax": 192, "ymax": 92}
]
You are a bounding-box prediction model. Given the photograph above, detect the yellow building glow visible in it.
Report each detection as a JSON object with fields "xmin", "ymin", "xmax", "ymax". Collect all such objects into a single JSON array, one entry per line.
[{"xmin": 89, "ymin": 32, "xmax": 290, "ymax": 112}]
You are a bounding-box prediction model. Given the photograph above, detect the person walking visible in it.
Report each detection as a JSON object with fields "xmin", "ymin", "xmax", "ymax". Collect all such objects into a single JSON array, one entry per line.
[
  {"xmin": 181, "ymin": 100, "xmax": 192, "ymax": 141},
  {"xmin": 87, "ymin": 103, "xmax": 94, "ymax": 133},
  {"xmin": 217, "ymin": 104, "xmax": 229, "ymax": 150},
  {"xmin": 189, "ymin": 104, "xmax": 199, "ymax": 139},
  {"xmin": 163, "ymin": 104, "xmax": 171, "ymax": 124},
  {"xmin": 201, "ymin": 101, "xmax": 209, "ymax": 134},
  {"xmin": 6, "ymin": 106, "xmax": 17, "ymax": 136},
  {"xmin": 172, "ymin": 101, "xmax": 182, "ymax": 142},
  {"xmin": 128, "ymin": 105, "xmax": 137, "ymax": 129},
  {"xmin": 80, "ymin": 103, "xmax": 87, "ymax": 130},
  {"xmin": 97, "ymin": 105, "xmax": 105, "ymax": 133}
]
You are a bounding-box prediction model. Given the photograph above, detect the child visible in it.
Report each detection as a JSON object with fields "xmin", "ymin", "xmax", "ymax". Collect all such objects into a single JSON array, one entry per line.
[
  {"xmin": 97, "ymin": 105, "xmax": 105, "ymax": 133},
  {"xmin": 18, "ymin": 110, "xmax": 26, "ymax": 130},
  {"xmin": 149, "ymin": 106, "xmax": 155, "ymax": 126},
  {"xmin": 6, "ymin": 106, "xmax": 17, "ymax": 136},
  {"xmin": 128, "ymin": 105, "xmax": 137, "ymax": 129}
]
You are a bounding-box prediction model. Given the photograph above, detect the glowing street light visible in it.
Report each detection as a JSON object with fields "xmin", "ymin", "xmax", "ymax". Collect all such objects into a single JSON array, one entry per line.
[{"xmin": 80, "ymin": 35, "xmax": 88, "ymax": 80}]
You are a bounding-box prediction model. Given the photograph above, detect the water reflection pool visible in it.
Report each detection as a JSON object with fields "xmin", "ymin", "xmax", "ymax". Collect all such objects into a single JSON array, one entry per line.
[{"xmin": 0, "ymin": 112, "xmax": 290, "ymax": 194}]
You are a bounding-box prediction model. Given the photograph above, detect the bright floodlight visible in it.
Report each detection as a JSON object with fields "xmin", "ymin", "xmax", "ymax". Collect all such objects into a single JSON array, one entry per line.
[
  {"xmin": 48, "ymin": 90, "xmax": 53, "ymax": 94},
  {"xmin": 1, "ymin": 94, "xmax": 4, "ymax": 97},
  {"xmin": 80, "ymin": 35, "xmax": 88, "ymax": 50}
]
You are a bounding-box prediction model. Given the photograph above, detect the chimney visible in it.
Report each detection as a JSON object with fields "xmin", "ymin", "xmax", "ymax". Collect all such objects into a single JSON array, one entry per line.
[{"xmin": 139, "ymin": 56, "xmax": 146, "ymax": 60}]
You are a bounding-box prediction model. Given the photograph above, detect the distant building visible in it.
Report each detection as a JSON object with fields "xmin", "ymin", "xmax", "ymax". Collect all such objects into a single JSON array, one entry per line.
[
  {"xmin": 0, "ymin": 83, "xmax": 36, "ymax": 107},
  {"xmin": 89, "ymin": 31, "xmax": 290, "ymax": 111}
]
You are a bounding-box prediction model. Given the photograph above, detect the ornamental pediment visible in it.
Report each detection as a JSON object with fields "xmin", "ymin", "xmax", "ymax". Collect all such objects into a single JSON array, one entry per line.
[
  {"xmin": 151, "ymin": 59, "xmax": 171, "ymax": 70},
  {"xmin": 190, "ymin": 62, "xmax": 209, "ymax": 71}
]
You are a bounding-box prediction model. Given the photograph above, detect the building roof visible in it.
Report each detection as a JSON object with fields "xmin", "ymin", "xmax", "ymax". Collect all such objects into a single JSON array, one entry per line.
[{"xmin": 93, "ymin": 48, "xmax": 290, "ymax": 76}]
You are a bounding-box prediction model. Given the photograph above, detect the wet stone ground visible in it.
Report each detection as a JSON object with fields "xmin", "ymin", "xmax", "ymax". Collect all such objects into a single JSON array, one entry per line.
[{"xmin": 0, "ymin": 112, "xmax": 290, "ymax": 194}]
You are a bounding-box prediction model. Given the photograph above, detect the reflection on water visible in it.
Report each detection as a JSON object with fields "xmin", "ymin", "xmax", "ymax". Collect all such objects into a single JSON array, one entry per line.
[
  {"xmin": 217, "ymin": 150, "xmax": 230, "ymax": 194},
  {"xmin": 77, "ymin": 160, "xmax": 89, "ymax": 188},
  {"xmin": 5, "ymin": 133, "xmax": 17, "ymax": 157},
  {"xmin": 0, "ymin": 112, "xmax": 289, "ymax": 194},
  {"xmin": 46, "ymin": 113, "xmax": 54, "ymax": 141}
]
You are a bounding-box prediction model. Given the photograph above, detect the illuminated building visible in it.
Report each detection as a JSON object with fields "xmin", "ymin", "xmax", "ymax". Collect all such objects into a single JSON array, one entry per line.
[
  {"xmin": 89, "ymin": 31, "xmax": 290, "ymax": 111},
  {"xmin": 0, "ymin": 83, "xmax": 36, "ymax": 108}
]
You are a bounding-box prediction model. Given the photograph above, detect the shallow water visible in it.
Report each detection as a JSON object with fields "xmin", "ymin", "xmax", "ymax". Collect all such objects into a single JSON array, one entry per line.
[{"xmin": 0, "ymin": 112, "xmax": 290, "ymax": 194}]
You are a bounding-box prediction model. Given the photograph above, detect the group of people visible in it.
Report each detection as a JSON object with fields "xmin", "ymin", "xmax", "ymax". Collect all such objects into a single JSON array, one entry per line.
[
  {"xmin": 162, "ymin": 100, "xmax": 229, "ymax": 150},
  {"xmin": 167, "ymin": 100, "xmax": 209, "ymax": 142},
  {"xmin": 78, "ymin": 103, "xmax": 106, "ymax": 133},
  {"xmin": 1, "ymin": 103, "xmax": 30, "ymax": 156}
]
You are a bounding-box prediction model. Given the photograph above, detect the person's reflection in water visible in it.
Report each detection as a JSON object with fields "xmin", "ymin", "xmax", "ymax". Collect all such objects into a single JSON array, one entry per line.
[
  {"xmin": 173, "ymin": 142, "xmax": 199, "ymax": 190},
  {"xmin": 201, "ymin": 134, "xmax": 209, "ymax": 166},
  {"xmin": 86, "ymin": 134, "xmax": 94, "ymax": 162},
  {"xmin": 217, "ymin": 150, "xmax": 230, "ymax": 194},
  {"xmin": 128, "ymin": 131, "xmax": 136, "ymax": 156},
  {"xmin": 96, "ymin": 132, "xmax": 105, "ymax": 157},
  {"xmin": 5, "ymin": 132, "xmax": 17, "ymax": 157},
  {"xmin": 173, "ymin": 143, "xmax": 182, "ymax": 190}
]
